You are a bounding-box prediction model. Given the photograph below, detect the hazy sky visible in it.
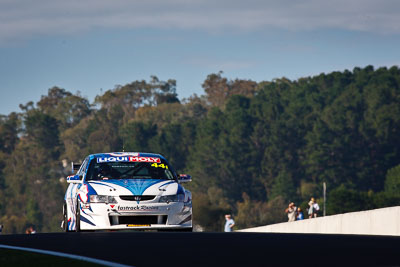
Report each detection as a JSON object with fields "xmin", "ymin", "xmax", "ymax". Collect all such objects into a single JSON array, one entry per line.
[{"xmin": 1, "ymin": 0, "xmax": 399, "ymax": 115}]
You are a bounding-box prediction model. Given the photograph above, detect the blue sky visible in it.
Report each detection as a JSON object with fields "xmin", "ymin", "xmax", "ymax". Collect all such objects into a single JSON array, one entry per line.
[{"xmin": 1, "ymin": 0, "xmax": 400, "ymax": 115}]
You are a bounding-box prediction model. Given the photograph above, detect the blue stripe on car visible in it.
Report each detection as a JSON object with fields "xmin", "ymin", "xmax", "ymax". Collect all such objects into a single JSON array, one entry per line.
[
  {"xmin": 86, "ymin": 183, "xmax": 98, "ymax": 195},
  {"xmin": 80, "ymin": 214, "xmax": 96, "ymax": 226},
  {"xmin": 81, "ymin": 206, "xmax": 93, "ymax": 219},
  {"xmin": 102, "ymin": 179, "xmax": 165, "ymax": 196},
  {"xmin": 88, "ymin": 181, "xmax": 116, "ymax": 189},
  {"xmin": 159, "ymin": 181, "xmax": 175, "ymax": 189},
  {"xmin": 177, "ymin": 184, "xmax": 184, "ymax": 195}
]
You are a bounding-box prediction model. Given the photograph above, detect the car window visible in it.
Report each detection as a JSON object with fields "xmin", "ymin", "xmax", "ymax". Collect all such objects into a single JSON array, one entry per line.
[
  {"xmin": 78, "ymin": 157, "xmax": 89, "ymax": 175},
  {"xmin": 86, "ymin": 157, "xmax": 175, "ymax": 181}
]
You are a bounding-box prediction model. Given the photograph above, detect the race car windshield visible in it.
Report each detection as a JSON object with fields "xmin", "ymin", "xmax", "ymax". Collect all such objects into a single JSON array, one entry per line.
[{"xmin": 86, "ymin": 158, "xmax": 175, "ymax": 181}]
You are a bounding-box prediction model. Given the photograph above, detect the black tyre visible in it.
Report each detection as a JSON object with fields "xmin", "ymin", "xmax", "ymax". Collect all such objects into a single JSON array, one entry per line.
[
  {"xmin": 158, "ymin": 228, "xmax": 192, "ymax": 232},
  {"xmin": 75, "ymin": 199, "xmax": 81, "ymax": 232},
  {"xmin": 63, "ymin": 202, "xmax": 70, "ymax": 232},
  {"xmin": 178, "ymin": 227, "xmax": 193, "ymax": 232}
]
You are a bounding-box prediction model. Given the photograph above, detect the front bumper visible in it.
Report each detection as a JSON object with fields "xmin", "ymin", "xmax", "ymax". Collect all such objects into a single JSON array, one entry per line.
[{"xmin": 78, "ymin": 201, "xmax": 192, "ymax": 230}]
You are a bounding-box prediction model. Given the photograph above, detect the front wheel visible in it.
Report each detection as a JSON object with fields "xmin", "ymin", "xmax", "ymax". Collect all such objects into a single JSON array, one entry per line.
[
  {"xmin": 63, "ymin": 202, "xmax": 70, "ymax": 232},
  {"xmin": 75, "ymin": 199, "xmax": 81, "ymax": 232}
]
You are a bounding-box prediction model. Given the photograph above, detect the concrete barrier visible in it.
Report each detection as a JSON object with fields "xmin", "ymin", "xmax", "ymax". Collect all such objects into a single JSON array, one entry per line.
[{"xmin": 239, "ymin": 206, "xmax": 400, "ymax": 236}]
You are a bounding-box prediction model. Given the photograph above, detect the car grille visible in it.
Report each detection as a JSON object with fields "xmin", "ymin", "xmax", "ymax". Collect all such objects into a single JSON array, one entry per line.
[
  {"xmin": 109, "ymin": 215, "xmax": 168, "ymax": 225},
  {"xmin": 119, "ymin": 195, "xmax": 155, "ymax": 201}
]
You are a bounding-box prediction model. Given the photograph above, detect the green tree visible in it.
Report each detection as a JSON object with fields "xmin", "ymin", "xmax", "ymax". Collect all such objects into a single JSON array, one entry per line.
[
  {"xmin": 150, "ymin": 121, "xmax": 196, "ymax": 172},
  {"xmin": 24, "ymin": 111, "xmax": 60, "ymax": 152},
  {"xmin": 217, "ymin": 95, "xmax": 261, "ymax": 202},
  {"xmin": 120, "ymin": 121, "xmax": 157, "ymax": 152},
  {"xmin": 26, "ymin": 198, "xmax": 42, "ymax": 227},
  {"xmin": 269, "ymin": 169, "xmax": 297, "ymax": 203},
  {"xmin": 202, "ymin": 71, "xmax": 257, "ymax": 107},
  {"xmin": 0, "ymin": 113, "xmax": 19, "ymax": 154},
  {"xmin": 326, "ymin": 185, "xmax": 374, "ymax": 215},
  {"xmin": 95, "ymin": 76, "xmax": 178, "ymax": 122},
  {"xmin": 186, "ymin": 107, "xmax": 224, "ymax": 194},
  {"xmin": 192, "ymin": 192, "xmax": 229, "ymax": 232},
  {"xmin": 235, "ymin": 194, "xmax": 286, "ymax": 229},
  {"xmin": 384, "ymin": 164, "xmax": 400, "ymax": 197},
  {"xmin": 37, "ymin": 87, "xmax": 91, "ymax": 131}
]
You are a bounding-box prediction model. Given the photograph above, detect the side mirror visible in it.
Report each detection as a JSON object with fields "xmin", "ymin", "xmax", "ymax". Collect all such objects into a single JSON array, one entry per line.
[
  {"xmin": 67, "ymin": 174, "xmax": 82, "ymax": 184},
  {"xmin": 178, "ymin": 174, "xmax": 192, "ymax": 183},
  {"xmin": 71, "ymin": 162, "xmax": 81, "ymax": 173}
]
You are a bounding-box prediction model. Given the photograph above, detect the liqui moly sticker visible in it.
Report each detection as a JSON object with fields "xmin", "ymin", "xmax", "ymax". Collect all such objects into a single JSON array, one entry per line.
[
  {"xmin": 97, "ymin": 157, "xmax": 161, "ymax": 163},
  {"xmin": 129, "ymin": 157, "xmax": 160, "ymax": 163},
  {"xmin": 109, "ymin": 152, "xmax": 140, "ymax": 157}
]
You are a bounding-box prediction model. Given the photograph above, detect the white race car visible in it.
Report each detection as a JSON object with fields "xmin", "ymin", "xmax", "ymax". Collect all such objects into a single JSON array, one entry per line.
[{"xmin": 62, "ymin": 152, "xmax": 192, "ymax": 232}]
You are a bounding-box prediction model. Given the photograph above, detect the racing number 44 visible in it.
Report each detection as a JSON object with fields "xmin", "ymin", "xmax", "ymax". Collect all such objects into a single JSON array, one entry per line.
[{"xmin": 151, "ymin": 163, "xmax": 168, "ymax": 169}]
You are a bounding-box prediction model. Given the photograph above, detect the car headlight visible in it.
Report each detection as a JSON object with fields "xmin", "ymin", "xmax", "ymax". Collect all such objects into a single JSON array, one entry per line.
[
  {"xmin": 159, "ymin": 194, "xmax": 185, "ymax": 203},
  {"xmin": 89, "ymin": 195, "xmax": 117, "ymax": 204}
]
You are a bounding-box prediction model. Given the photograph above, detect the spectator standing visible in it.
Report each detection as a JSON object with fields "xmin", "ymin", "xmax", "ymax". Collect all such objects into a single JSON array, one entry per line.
[
  {"xmin": 296, "ymin": 207, "xmax": 304, "ymax": 220},
  {"xmin": 25, "ymin": 226, "xmax": 36, "ymax": 234},
  {"xmin": 285, "ymin": 202, "xmax": 297, "ymax": 222},
  {"xmin": 312, "ymin": 200, "xmax": 320, "ymax": 218},
  {"xmin": 224, "ymin": 214, "xmax": 235, "ymax": 232},
  {"xmin": 308, "ymin": 197, "xmax": 320, "ymax": 218}
]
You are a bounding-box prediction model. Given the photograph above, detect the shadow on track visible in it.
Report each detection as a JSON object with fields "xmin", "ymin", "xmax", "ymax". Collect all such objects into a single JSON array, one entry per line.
[{"xmin": 1, "ymin": 232, "xmax": 400, "ymax": 266}]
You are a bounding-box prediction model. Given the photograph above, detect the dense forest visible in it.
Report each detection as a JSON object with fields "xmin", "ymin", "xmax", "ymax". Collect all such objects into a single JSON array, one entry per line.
[{"xmin": 1, "ymin": 66, "xmax": 400, "ymax": 233}]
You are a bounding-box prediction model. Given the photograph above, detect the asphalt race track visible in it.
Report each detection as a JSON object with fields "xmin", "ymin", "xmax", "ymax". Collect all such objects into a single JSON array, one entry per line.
[{"xmin": 1, "ymin": 232, "xmax": 400, "ymax": 267}]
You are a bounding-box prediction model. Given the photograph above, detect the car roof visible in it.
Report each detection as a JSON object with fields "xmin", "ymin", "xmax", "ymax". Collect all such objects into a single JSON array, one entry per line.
[{"xmin": 89, "ymin": 152, "xmax": 166, "ymax": 160}]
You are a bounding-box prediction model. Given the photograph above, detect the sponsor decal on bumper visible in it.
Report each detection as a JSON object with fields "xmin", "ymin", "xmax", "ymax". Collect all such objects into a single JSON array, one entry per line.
[{"xmin": 118, "ymin": 205, "xmax": 159, "ymax": 211}]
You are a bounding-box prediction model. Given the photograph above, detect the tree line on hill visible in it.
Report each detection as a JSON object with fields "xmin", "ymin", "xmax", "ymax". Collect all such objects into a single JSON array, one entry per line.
[{"xmin": 0, "ymin": 66, "xmax": 400, "ymax": 233}]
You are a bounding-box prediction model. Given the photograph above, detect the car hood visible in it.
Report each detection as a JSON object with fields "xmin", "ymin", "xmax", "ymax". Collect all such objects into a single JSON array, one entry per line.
[{"xmin": 87, "ymin": 179, "xmax": 179, "ymax": 196}]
